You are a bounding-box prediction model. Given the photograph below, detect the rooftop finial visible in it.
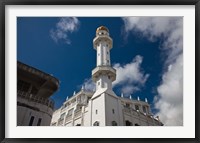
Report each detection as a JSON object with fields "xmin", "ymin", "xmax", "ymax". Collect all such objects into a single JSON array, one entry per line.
[
  {"xmin": 137, "ymin": 96, "xmax": 140, "ymax": 101},
  {"xmin": 81, "ymin": 85, "xmax": 85, "ymax": 91},
  {"xmin": 121, "ymin": 93, "xmax": 124, "ymax": 98},
  {"xmin": 66, "ymin": 96, "xmax": 68, "ymax": 100},
  {"xmin": 73, "ymin": 91, "xmax": 76, "ymax": 96},
  {"xmin": 129, "ymin": 95, "xmax": 132, "ymax": 100},
  {"xmin": 145, "ymin": 98, "xmax": 148, "ymax": 103}
]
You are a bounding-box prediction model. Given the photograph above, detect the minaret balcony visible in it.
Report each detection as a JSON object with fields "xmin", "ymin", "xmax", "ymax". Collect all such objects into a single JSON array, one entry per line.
[
  {"xmin": 92, "ymin": 66, "xmax": 116, "ymax": 82},
  {"xmin": 93, "ymin": 36, "xmax": 113, "ymax": 50}
]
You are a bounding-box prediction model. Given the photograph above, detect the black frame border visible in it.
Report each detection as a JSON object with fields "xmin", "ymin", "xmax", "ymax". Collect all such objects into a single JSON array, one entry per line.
[{"xmin": 1, "ymin": 0, "xmax": 200, "ymax": 143}]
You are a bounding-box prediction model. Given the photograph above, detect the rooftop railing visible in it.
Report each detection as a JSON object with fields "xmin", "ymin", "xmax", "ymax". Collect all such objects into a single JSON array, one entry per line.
[{"xmin": 17, "ymin": 90, "xmax": 54, "ymax": 109}]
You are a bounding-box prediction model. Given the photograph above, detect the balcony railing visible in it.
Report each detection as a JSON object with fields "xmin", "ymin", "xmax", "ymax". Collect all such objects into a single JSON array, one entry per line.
[{"xmin": 17, "ymin": 90, "xmax": 54, "ymax": 109}]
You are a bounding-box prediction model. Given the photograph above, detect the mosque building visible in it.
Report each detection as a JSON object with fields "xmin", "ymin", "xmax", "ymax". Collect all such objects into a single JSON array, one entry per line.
[{"xmin": 50, "ymin": 26, "xmax": 163, "ymax": 126}]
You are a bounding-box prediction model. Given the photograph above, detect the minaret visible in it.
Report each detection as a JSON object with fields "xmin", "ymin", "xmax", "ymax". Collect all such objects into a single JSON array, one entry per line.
[
  {"xmin": 89, "ymin": 26, "xmax": 123, "ymax": 126},
  {"xmin": 92, "ymin": 26, "xmax": 116, "ymax": 96}
]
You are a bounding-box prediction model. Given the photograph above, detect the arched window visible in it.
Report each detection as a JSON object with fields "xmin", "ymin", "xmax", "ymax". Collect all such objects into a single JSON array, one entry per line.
[
  {"xmin": 37, "ymin": 118, "xmax": 42, "ymax": 126},
  {"xmin": 143, "ymin": 106, "xmax": 146, "ymax": 113},
  {"xmin": 125, "ymin": 120, "xmax": 132, "ymax": 126},
  {"xmin": 93, "ymin": 121, "xmax": 100, "ymax": 126},
  {"xmin": 111, "ymin": 121, "xmax": 117, "ymax": 126},
  {"xmin": 29, "ymin": 116, "xmax": 35, "ymax": 126}
]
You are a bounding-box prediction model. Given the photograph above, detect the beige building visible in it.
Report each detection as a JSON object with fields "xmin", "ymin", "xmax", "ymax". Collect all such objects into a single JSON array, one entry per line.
[
  {"xmin": 51, "ymin": 26, "xmax": 163, "ymax": 126},
  {"xmin": 17, "ymin": 61, "xmax": 59, "ymax": 126}
]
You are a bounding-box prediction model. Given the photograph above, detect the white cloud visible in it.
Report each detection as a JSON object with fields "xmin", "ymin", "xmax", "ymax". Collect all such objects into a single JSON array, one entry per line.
[
  {"xmin": 155, "ymin": 54, "xmax": 183, "ymax": 125},
  {"xmin": 50, "ymin": 17, "xmax": 80, "ymax": 44},
  {"xmin": 82, "ymin": 78, "xmax": 95, "ymax": 92},
  {"xmin": 122, "ymin": 17, "xmax": 183, "ymax": 126},
  {"xmin": 113, "ymin": 55, "xmax": 149, "ymax": 96}
]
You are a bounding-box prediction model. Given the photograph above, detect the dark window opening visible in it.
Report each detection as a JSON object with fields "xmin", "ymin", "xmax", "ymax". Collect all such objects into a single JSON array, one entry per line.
[
  {"xmin": 135, "ymin": 123, "xmax": 140, "ymax": 126},
  {"xmin": 93, "ymin": 121, "xmax": 100, "ymax": 126},
  {"xmin": 125, "ymin": 103, "xmax": 130, "ymax": 108},
  {"xmin": 135, "ymin": 105, "xmax": 139, "ymax": 111},
  {"xmin": 112, "ymin": 121, "xmax": 117, "ymax": 126},
  {"xmin": 96, "ymin": 110, "xmax": 98, "ymax": 114},
  {"xmin": 112, "ymin": 109, "xmax": 115, "ymax": 114},
  {"xmin": 37, "ymin": 118, "xmax": 42, "ymax": 126},
  {"xmin": 29, "ymin": 116, "xmax": 34, "ymax": 126},
  {"xmin": 125, "ymin": 120, "xmax": 132, "ymax": 126},
  {"xmin": 76, "ymin": 124, "xmax": 81, "ymax": 126},
  {"xmin": 143, "ymin": 106, "xmax": 146, "ymax": 113}
]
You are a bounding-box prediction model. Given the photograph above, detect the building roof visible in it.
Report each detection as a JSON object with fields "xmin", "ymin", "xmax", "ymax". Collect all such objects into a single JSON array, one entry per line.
[{"xmin": 17, "ymin": 61, "xmax": 59, "ymax": 98}]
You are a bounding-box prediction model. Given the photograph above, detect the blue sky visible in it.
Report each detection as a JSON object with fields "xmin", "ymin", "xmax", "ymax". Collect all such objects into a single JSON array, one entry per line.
[{"xmin": 17, "ymin": 17, "xmax": 183, "ymax": 126}]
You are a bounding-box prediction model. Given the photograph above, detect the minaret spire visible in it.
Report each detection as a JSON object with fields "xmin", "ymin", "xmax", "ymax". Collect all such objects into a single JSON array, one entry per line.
[{"xmin": 92, "ymin": 26, "xmax": 116, "ymax": 96}]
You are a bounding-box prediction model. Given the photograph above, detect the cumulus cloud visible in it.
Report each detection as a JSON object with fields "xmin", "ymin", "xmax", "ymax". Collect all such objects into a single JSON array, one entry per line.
[
  {"xmin": 122, "ymin": 17, "xmax": 183, "ymax": 125},
  {"xmin": 82, "ymin": 78, "xmax": 95, "ymax": 92},
  {"xmin": 113, "ymin": 55, "xmax": 149, "ymax": 96},
  {"xmin": 154, "ymin": 54, "xmax": 183, "ymax": 125},
  {"xmin": 50, "ymin": 17, "xmax": 80, "ymax": 44}
]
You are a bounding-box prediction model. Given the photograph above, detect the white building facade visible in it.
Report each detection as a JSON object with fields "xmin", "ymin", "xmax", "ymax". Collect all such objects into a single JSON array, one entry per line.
[{"xmin": 51, "ymin": 26, "xmax": 163, "ymax": 126}]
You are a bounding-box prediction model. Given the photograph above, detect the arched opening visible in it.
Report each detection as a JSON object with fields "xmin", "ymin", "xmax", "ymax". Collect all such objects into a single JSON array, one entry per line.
[
  {"xmin": 135, "ymin": 123, "xmax": 140, "ymax": 126},
  {"xmin": 93, "ymin": 121, "xmax": 100, "ymax": 126},
  {"xmin": 111, "ymin": 121, "xmax": 117, "ymax": 126},
  {"xmin": 125, "ymin": 120, "xmax": 132, "ymax": 126}
]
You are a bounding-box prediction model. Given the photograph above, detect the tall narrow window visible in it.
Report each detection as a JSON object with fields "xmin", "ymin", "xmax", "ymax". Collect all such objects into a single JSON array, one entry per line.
[
  {"xmin": 29, "ymin": 116, "xmax": 34, "ymax": 126},
  {"xmin": 37, "ymin": 118, "xmax": 42, "ymax": 126},
  {"xmin": 96, "ymin": 110, "xmax": 98, "ymax": 114},
  {"xmin": 112, "ymin": 109, "xmax": 115, "ymax": 114},
  {"xmin": 143, "ymin": 106, "xmax": 146, "ymax": 113}
]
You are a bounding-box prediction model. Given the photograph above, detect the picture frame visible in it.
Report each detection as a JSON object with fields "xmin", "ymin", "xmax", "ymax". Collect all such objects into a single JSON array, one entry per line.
[{"xmin": 1, "ymin": 0, "xmax": 199, "ymax": 143}]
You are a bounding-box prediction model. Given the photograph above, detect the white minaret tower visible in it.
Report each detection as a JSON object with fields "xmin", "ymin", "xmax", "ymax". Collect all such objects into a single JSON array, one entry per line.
[
  {"xmin": 89, "ymin": 26, "xmax": 123, "ymax": 126},
  {"xmin": 92, "ymin": 26, "xmax": 116, "ymax": 94}
]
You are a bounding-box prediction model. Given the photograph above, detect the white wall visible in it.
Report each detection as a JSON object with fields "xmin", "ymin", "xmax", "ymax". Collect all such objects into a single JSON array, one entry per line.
[
  {"xmin": 90, "ymin": 93, "xmax": 106, "ymax": 126},
  {"xmin": 17, "ymin": 97, "xmax": 53, "ymax": 126}
]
